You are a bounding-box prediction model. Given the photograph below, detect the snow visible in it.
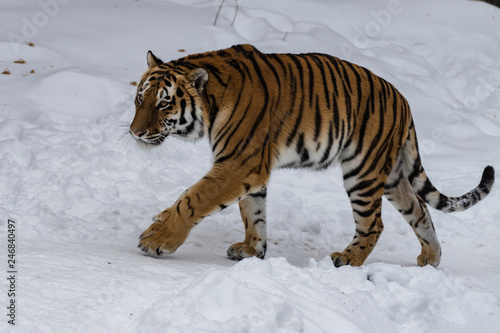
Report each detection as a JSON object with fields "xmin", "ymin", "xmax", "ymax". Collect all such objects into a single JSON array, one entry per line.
[{"xmin": 0, "ymin": 0, "xmax": 499, "ymax": 332}]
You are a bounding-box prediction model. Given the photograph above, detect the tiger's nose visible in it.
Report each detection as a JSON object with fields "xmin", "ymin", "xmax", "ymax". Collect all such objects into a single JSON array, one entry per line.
[{"xmin": 130, "ymin": 129, "xmax": 146, "ymax": 138}]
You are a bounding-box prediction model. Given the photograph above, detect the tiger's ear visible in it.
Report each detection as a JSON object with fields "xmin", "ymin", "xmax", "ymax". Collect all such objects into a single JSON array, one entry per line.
[
  {"xmin": 147, "ymin": 51, "xmax": 163, "ymax": 68},
  {"xmin": 187, "ymin": 68, "xmax": 208, "ymax": 93}
]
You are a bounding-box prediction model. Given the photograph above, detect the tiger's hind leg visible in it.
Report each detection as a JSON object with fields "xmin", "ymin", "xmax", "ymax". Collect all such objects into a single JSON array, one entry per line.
[
  {"xmin": 384, "ymin": 172, "xmax": 441, "ymax": 267},
  {"xmin": 331, "ymin": 172, "xmax": 387, "ymax": 267},
  {"xmin": 227, "ymin": 188, "xmax": 267, "ymax": 260}
]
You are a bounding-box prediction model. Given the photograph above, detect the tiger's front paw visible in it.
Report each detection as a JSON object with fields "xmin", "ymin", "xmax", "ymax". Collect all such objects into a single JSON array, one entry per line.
[
  {"xmin": 330, "ymin": 252, "xmax": 352, "ymax": 267},
  {"xmin": 330, "ymin": 251, "xmax": 365, "ymax": 267},
  {"xmin": 227, "ymin": 242, "xmax": 266, "ymax": 260},
  {"xmin": 138, "ymin": 211, "xmax": 187, "ymax": 256}
]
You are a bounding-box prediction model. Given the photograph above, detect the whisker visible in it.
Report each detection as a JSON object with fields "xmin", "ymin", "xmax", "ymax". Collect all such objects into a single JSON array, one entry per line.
[
  {"xmin": 123, "ymin": 136, "xmax": 133, "ymax": 149},
  {"xmin": 118, "ymin": 130, "xmax": 130, "ymax": 142},
  {"xmin": 116, "ymin": 121, "xmax": 131, "ymax": 129},
  {"xmin": 109, "ymin": 126, "xmax": 135, "ymax": 154},
  {"xmin": 115, "ymin": 135, "xmax": 134, "ymax": 154}
]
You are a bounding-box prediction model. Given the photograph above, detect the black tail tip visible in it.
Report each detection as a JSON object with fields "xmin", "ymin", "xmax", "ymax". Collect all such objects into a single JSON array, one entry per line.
[{"xmin": 480, "ymin": 165, "xmax": 495, "ymax": 193}]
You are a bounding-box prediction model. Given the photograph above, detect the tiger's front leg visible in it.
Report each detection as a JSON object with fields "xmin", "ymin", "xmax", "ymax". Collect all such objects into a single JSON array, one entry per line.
[
  {"xmin": 227, "ymin": 188, "xmax": 267, "ymax": 260},
  {"xmin": 139, "ymin": 206, "xmax": 193, "ymax": 256},
  {"xmin": 139, "ymin": 165, "xmax": 269, "ymax": 256}
]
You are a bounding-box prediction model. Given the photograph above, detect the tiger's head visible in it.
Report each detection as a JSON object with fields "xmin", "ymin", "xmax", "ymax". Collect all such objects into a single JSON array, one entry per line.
[{"xmin": 129, "ymin": 51, "xmax": 209, "ymax": 146}]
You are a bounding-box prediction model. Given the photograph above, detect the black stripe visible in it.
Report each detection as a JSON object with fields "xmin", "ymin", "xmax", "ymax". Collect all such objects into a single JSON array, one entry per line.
[
  {"xmin": 342, "ymin": 99, "xmax": 372, "ymax": 165},
  {"xmin": 200, "ymin": 63, "xmax": 227, "ymax": 87},
  {"xmin": 408, "ymin": 156, "xmax": 422, "ymax": 186},
  {"xmin": 417, "ymin": 178, "xmax": 435, "ymax": 199},
  {"xmin": 357, "ymin": 182, "xmax": 386, "ymax": 198},
  {"xmin": 212, "ymin": 88, "xmax": 248, "ymax": 152},
  {"xmin": 268, "ymin": 54, "xmax": 288, "ymax": 78},
  {"xmin": 314, "ymin": 94, "xmax": 322, "ymax": 141},
  {"xmin": 249, "ymin": 191, "xmax": 267, "ymax": 198},
  {"xmin": 366, "ymin": 69, "xmax": 376, "ymax": 114},
  {"xmin": 359, "ymin": 92, "xmax": 395, "ymax": 178},
  {"xmin": 215, "ymin": 140, "xmax": 243, "ymax": 164},
  {"xmin": 354, "ymin": 208, "xmax": 375, "ymax": 218},
  {"xmin": 240, "ymin": 138, "xmax": 265, "ymax": 166},
  {"xmin": 176, "ymin": 200, "xmax": 181, "ymax": 214},
  {"xmin": 436, "ymin": 193, "xmax": 448, "ymax": 210},
  {"xmin": 213, "ymin": 70, "xmax": 247, "ymax": 146},
  {"xmin": 344, "ymin": 62, "xmax": 363, "ymax": 112},
  {"xmin": 319, "ymin": 121, "xmax": 334, "ymax": 164},
  {"xmin": 296, "ymin": 133, "xmax": 305, "ymax": 155},
  {"xmin": 302, "ymin": 55, "xmax": 315, "ymax": 108},
  {"xmin": 186, "ymin": 197, "xmax": 195, "ymax": 217},
  {"xmin": 346, "ymin": 178, "xmax": 377, "ymax": 197},
  {"xmin": 309, "ymin": 54, "xmax": 331, "ymax": 110},
  {"xmin": 385, "ymin": 175, "xmax": 402, "ymax": 190},
  {"xmin": 207, "ymin": 94, "xmax": 219, "ymax": 138},
  {"xmin": 176, "ymin": 87, "xmax": 184, "ymax": 98},
  {"xmin": 286, "ymin": 55, "xmax": 306, "ymax": 146},
  {"xmin": 332, "ymin": 59, "xmax": 353, "ymax": 95},
  {"xmin": 351, "ymin": 199, "xmax": 371, "ymax": 207},
  {"xmin": 257, "ymin": 52, "xmax": 282, "ymax": 95},
  {"xmin": 399, "ymin": 203, "xmax": 415, "ymax": 216},
  {"xmin": 295, "ymin": 133, "xmax": 309, "ymax": 163},
  {"xmin": 229, "ymin": 52, "xmax": 270, "ymax": 157},
  {"xmin": 356, "ymin": 228, "xmax": 379, "ymax": 238},
  {"xmin": 179, "ymin": 99, "xmax": 187, "ymax": 125}
]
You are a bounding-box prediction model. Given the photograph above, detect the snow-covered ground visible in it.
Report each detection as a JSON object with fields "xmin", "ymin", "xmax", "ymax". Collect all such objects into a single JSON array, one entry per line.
[{"xmin": 1, "ymin": 0, "xmax": 499, "ymax": 332}]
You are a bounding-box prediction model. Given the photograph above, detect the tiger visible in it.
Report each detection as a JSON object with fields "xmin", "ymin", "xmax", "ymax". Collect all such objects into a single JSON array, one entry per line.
[{"xmin": 130, "ymin": 44, "xmax": 494, "ymax": 267}]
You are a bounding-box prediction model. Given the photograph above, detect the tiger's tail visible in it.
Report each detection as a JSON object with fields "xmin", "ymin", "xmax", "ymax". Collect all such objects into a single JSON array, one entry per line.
[{"xmin": 403, "ymin": 125, "xmax": 495, "ymax": 213}]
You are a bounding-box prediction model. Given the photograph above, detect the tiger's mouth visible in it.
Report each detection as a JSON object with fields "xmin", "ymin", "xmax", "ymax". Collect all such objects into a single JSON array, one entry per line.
[
  {"xmin": 130, "ymin": 131, "xmax": 167, "ymax": 146},
  {"xmin": 145, "ymin": 136, "xmax": 166, "ymax": 146},
  {"xmin": 139, "ymin": 135, "xmax": 167, "ymax": 146}
]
